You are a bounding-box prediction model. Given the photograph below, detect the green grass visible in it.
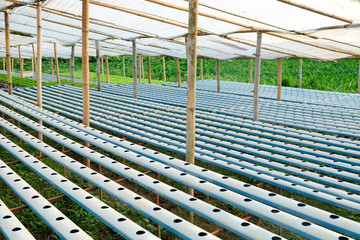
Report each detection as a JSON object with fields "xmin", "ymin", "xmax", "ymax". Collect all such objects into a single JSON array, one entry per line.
[{"xmin": 3, "ymin": 56, "xmax": 359, "ymax": 92}]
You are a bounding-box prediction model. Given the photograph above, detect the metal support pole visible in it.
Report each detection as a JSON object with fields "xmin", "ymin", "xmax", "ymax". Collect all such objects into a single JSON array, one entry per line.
[
  {"xmin": 105, "ymin": 55, "xmax": 109, "ymax": 84},
  {"xmin": 101, "ymin": 56, "xmax": 104, "ymax": 74},
  {"xmin": 162, "ymin": 56, "xmax": 166, "ymax": 82},
  {"xmin": 250, "ymin": 58, "xmax": 253, "ymax": 83},
  {"xmin": 96, "ymin": 41, "xmax": 101, "ymax": 91},
  {"xmin": 186, "ymin": 0, "xmax": 198, "ymax": 223},
  {"xmin": 132, "ymin": 39, "xmax": 137, "ymax": 98},
  {"xmin": 54, "ymin": 42, "xmax": 60, "ymax": 85},
  {"xmin": 176, "ymin": 58, "xmax": 181, "ymax": 87},
  {"xmin": 147, "ymin": 56, "xmax": 151, "ymax": 84},
  {"xmin": 253, "ymin": 31, "xmax": 263, "ymax": 121},
  {"xmin": 216, "ymin": 60, "xmax": 220, "ymax": 93},
  {"xmin": 200, "ymin": 58, "xmax": 203, "ymax": 80},
  {"xmin": 277, "ymin": 59, "xmax": 282, "ymax": 101},
  {"xmin": 141, "ymin": 55, "xmax": 145, "ymax": 79},
  {"xmin": 70, "ymin": 45, "xmax": 75, "ymax": 86},
  {"xmin": 18, "ymin": 46, "xmax": 23, "ymax": 78},
  {"xmin": 82, "ymin": 0, "xmax": 90, "ymax": 167},
  {"xmin": 36, "ymin": 0, "xmax": 43, "ymax": 143},
  {"xmin": 299, "ymin": 58, "xmax": 302, "ymax": 88},
  {"xmin": 5, "ymin": 9, "xmax": 12, "ymax": 95}
]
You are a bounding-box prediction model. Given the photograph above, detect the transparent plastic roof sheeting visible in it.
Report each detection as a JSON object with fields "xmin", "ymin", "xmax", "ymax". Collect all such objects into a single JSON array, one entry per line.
[{"xmin": 0, "ymin": 0, "xmax": 360, "ymax": 60}]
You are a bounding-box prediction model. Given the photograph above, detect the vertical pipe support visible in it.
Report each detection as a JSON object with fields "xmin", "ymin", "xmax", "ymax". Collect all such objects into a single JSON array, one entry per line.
[
  {"xmin": 253, "ymin": 31, "xmax": 263, "ymax": 121},
  {"xmin": 123, "ymin": 55, "xmax": 126, "ymax": 77},
  {"xmin": 32, "ymin": 43, "xmax": 36, "ymax": 76},
  {"xmin": 200, "ymin": 58, "xmax": 203, "ymax": 80},
  {"xmin": 138, "ymin": 55, "xmax": 142, "ymax": 83}
]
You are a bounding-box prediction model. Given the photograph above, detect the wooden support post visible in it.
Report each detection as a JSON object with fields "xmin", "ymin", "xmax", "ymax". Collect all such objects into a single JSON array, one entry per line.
[
  {"xmin": 18, "ymin": 46, "xmax": 23, "ymax": 78},
  {"xmin": 101, "ymin": 56, "xmax": 104, "ymax": 74},
  {"xmin": 36, "ymin": 0, "xmax": 43, "ymax": 143},
  {"xmin": 249, "ymin": 59, "xmax": 253, "ymax": 83},
  {"xmin": 186, "ymin": 0, "xmax": 198, "ymax": 224},
  {"xmin": 2, "ymin": 58, "xmax": 5, "ymax": 71},
  {"xmin": 162, "ymin": 56, "xmax": 166, "ymax": 82},
  {"xmin": 105, "ymin": 55, "xmax": 109, "ymax": 84},
  {"xmin": 31, "ymin": 58, "xmax": 34, "ymax": 73},
  {"xmin": 253, "ymin": 31, "xmax": 263, "ymax": 121},
  {"xmin": 132, "ymin": 39, "xmax": 137, "ymax": 98},
  {"xmin": 32, "ymin": 43, "xmax": 36, "ymax": 75},
  {"xmin": 200, "ymin": 58, "xmax": 203, "ymax": 80},
  {"xmin": 358, "ymin": 60, "xmax": 360, "ymax": 94},
  {"xmin": 147, "ymin": 56, "xmax": 151, "ymax": 84},
  {"xmin": 216, "ymin": 60, "xmax": 220, "ymax": 93},
  {"xmin": 138, "ymin": 55, "xmax": 142, "ymax": 83},
  {"xmin": 70, "ymin": 45, "xmax": 75, "ymax": 86},
  {"xmin": 50, "ymin": 57, "xmax": 54, "ymax": 75},
  {"xmin": 54, "ymin": 42, "xmax": 60, "ymax": 85},
  {"xmin": 5, "ymin": 9, "xmax": 12, "ymax": 95},
  {"xmin": 82, "ymin": 0, "xmax": 90, "ymax": 167},
  {"xmin": 122, "ymin": 55, "xmax": 126, "ymax": 77},
  {"xmin": 299, "ymin": 58, "xmax": 302, "ymax": 88},
  {"xmin": 95, "ymin": 41, "xmax": 101, "ymax": 91},
  {"xmin": 176, "ymin": 58, "xmax": 181, "ymax": 87},
  {"xmin": 277, "ymin": 59, "xmax": 282, "ymax": 101}
]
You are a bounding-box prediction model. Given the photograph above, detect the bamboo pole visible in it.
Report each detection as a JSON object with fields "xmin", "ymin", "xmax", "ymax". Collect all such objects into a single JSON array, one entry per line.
[
  {"xmin": 101, "ymin": 56, "xmax": 104, "ymax": 74},
  {"xmin": 249, "ymin": 59, "xmax": 253, "ymax": 83},
  {"xmin": 11, "ymin": 58, "xmax": 14, "ymax": 74},
  {"xmin": 36, "ymin": 0, "xmax": 43, "ymax": 142},
  {"xmin": 132, "ymin": 39, "xmax": 137, "ymax": 98},
  {"xmin": 278, "ymin": 0, "xmax": 353, "ymax": 23},
  {"xmin": 32, "ymin": 43, "xmax": 36, "ymax": 75},
  {"xmin": 185, "ymin": 0, "xmax": 198, "ymax": 224},
  {"xmin": 141, "ymin": 55, "xmax": 145, "ymax": 79},
  {"xmin": 31, "ymin": 58, "xmax": 34, "ymax": 73},
  {"xmin": 138, "ymin": 55, "xmax": 142, "ymax": 83},
  {"xmin": 5, "ymin": 9, "xmax": 12, "ymax": 95},
  {"xmin": 18, "ymin": 46, "xmax": 23, "ymax": 78},
  {"xmin": 299, "ymin": 58, "xmax": 303, "ymax": 88},
  {"xmin": 54, "ymin": 42, "xmax": 60, "ymax": 85},
  {"xmin": 200, "ymin": 58, "xmax": 203, "ymax": 80},
  {"xmin": 70, "ymin": 45, "xmax": 75, "ymax": 86},
  {"xmin": 96, "ymin": 41, "xmax": 101, "ymax": 91},
  {"xmin": 176, "ymin": 58, "xmax": 181, "ymax": 87},
  {"xmin": 358, "ymin": 60, "xmax": 360, "ymax": 94},
  {"xmin": 122, "ymin": 55, "xmax": 126, "ymax": 77},
  {"xmin": 105, "ymin": 55, "xmax": 109, "ymax": 84},
  {"xmin": 82, "ymin": 0, "xmax": 90, "ymax": 167},
  {"xmin": 2, "ymin": 58, "xmax": 5, "ymax": 71},
  {"xmin": 147, "ymin": 56, "xmax": 151, "ymax": 84},
  {"xmin": 50, "ymin": 57, "xmax": 54, "ymax": 75},
  {"xmin": 216, "ymin": 60, "xmax": 220, "ymax": 93},
  {"xmin": 162, "ymin": 56, "xmax": 166, "ymax": 82},
  {"xmin": 253, "ymin": 32, "xmax": 263, "ymax": 121},
  {"xmin": 277, "ymin": 59, "xmax": 282, "ymax": 101}
]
